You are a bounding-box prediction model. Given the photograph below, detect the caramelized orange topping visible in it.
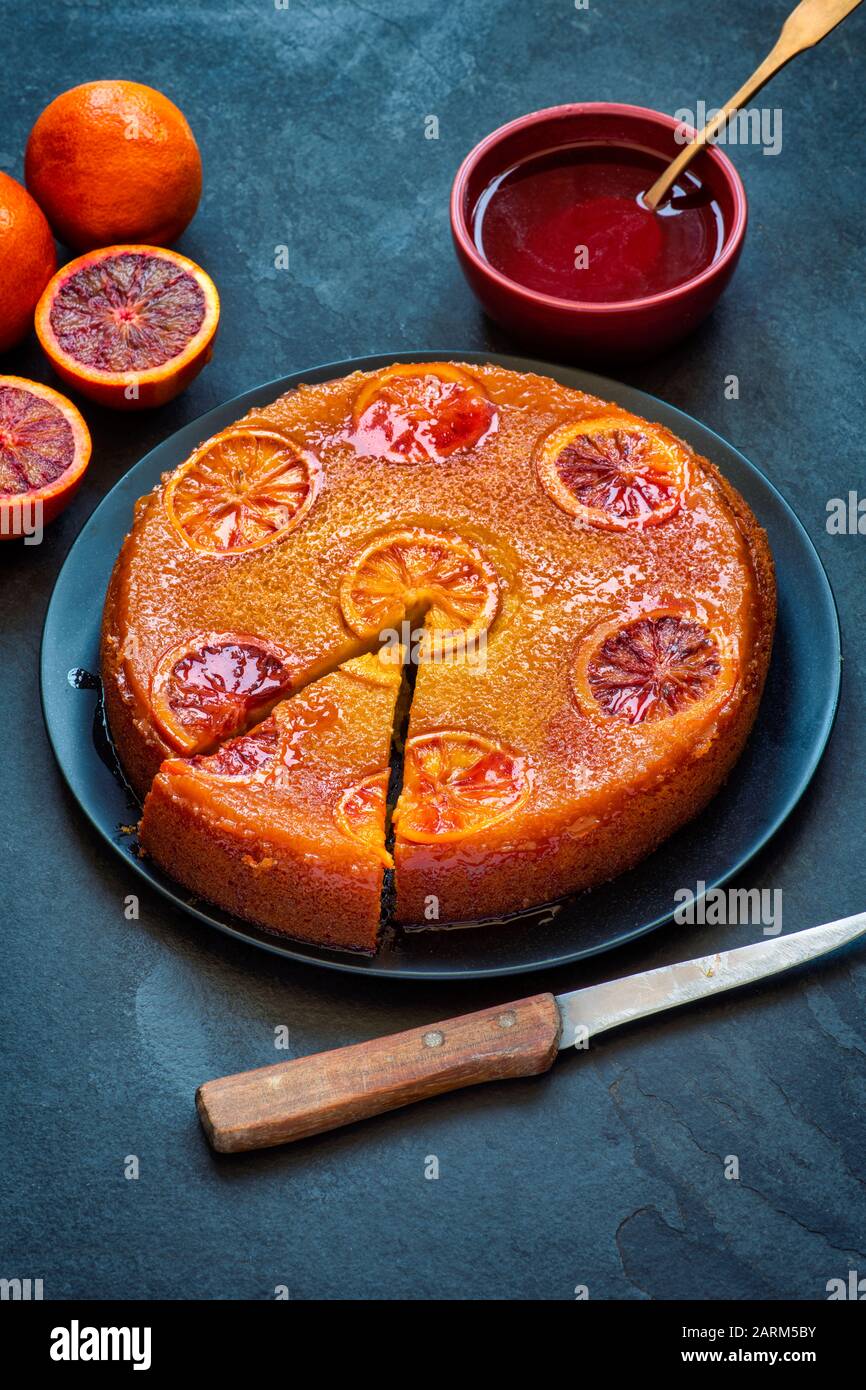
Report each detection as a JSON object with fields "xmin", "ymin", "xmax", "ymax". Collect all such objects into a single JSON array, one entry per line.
[
  {"xmin": 393, "ymin": 731, "xmax": 531, "ymax": 842},
  {"xmin": 351, "ymin": 363, "xmax": 497, "ymax": 464},
  {"xmin": 537, "ymin": 415, "xmax": 688, "ymax": 530},
  {"xmin": 165, "ymin": 428, "xmax": 320, "ymax": 554}
]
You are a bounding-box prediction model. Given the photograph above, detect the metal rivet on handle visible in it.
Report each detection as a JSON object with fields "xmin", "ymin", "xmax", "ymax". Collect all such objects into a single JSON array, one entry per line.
[
  {"xmin": 423, "ymin": 1030, "xmax": 445, "ymax": 1048},
  {"xmin": 498, "ymin": 1011, "xmax": 517, "ymax": 1029}
]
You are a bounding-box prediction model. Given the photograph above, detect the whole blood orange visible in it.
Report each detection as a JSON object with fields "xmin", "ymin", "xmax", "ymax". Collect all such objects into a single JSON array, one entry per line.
[
  {"xmin": 0, "ymin": 376, "xmax": 91, "ymax": 540},
  {"xmin": 25, "ymin": 80, "xmax": 202, "ymax": 251},
  {"xmin": 537, "ymin": 415, "xmax": 688, "ymax": 530},
  {"xmin": 0, "ymin": 172, "xmax": 57, "ymax": 352},
  {"xmin": 35, "ymin": 246, "xmax": 219, "ymax": 410}
]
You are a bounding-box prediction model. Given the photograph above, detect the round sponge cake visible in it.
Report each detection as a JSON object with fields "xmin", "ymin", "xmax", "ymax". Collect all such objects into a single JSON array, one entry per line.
[{"xmin": 101, "ymin": 361, "xmax": 775, "ymax": 951}]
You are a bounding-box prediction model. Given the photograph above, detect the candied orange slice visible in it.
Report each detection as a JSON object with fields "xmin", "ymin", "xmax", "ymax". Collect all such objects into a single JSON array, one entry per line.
[
  {"xmin": 175, "ymin": 689, "xmax": 340, "ymax": 780},
  {"xmin": 393, "ymin": 731, "xmax": 531, "ymax": 843},
  {"xmin": 185, "ymin": 719, "xmax": 283, "ymax": 780},
  {"xmin": 150, "ymin": 632, "xmax": 294, "ymax": 753},
  {"xmin": 335, "ymin": 771, "xmax": 393, "ymax": 867},
  {"xmin": 572, "ymin": 607, "xmax": 738, "ymax": 726},
  {"xmin": 537, "ymin": 414, "xmax": 688, "ymax": 530},
  {"xmin": 351, "ymin": 363, "xmax": 497, "ymax": 464},
  {"xmin": 339, "ymin": 528, "xmax": 500, "ymax": 657},
  {"xmin": 164, "ymin": 427, "xmax": 320, "ymax": 554}
]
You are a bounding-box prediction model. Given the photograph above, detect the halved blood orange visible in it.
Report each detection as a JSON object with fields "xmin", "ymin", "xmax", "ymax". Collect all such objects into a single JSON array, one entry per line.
[
  {"xmin": 150, "ymin": 632, "xmax": 294, "ymax": 753},
  {"xmin": 34, "ymin": 245, "xmax": 219, "ymax": 410},
  {"xmin": 572, "ymin": 606, "xmax": 739, "ymax": 727},
  {"xmin": 335, "ymin": 771, "xmax": 393, "ymax": 867},
  {"xmin": 164, "ymin": 428, "xmax": 321, "ymax": 554},
  {"xmin": 537, "ymin": 414, "xmax": 688, "ymax": 530},
  {"xmin": 339, "ymin": 528, "xmax": 500, "ymax": 657},
  {"xmin": 393, "ymin": 731, "xmax": 531, "ymax": 843},
  {"xmin": 0, "ymin": 376, "xmax": 91, "ymax": 540},
  {"xmin": 351, "ymin": 363, "xmax": 497, "ymax": 464}
]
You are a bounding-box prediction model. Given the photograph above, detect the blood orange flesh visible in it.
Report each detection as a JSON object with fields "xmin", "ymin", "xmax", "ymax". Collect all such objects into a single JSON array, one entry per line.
[
  {"xmin": 35, "ymin": 245, "xmax": 219, "ymax": 410},
  {"xmin": 150, "ymin": 634, "xmax": 294, "ymax": 753},
  {"xmin": 0, "ymin": 376, "xmax": 91, "ymax": 537},
  {"xmin": 537, "ymin": 415, "xmax": 687, "ymax": 530},
  {"xmin": 187, "ymin": 720, "xmax": 283, "ymax": 779},
  {"xmin": 351, "ymin": 364, "xmax": 497, "ymax": 464},
  {"xmin": 573, "ymin": 609, "xmax": 737, "ymax": 727},
  {"xmin": 48, "ymin": 250, "xmax": 206, "ymax": 370}
]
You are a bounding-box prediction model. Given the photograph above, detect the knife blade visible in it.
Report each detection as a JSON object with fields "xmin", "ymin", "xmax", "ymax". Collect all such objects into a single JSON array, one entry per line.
[
  {"xmin": 556, "ymin": 909, "xmax": 866, "ymax": 1048},
  {"xmin": 197, "ymin": 912, "xmax": 866, "ymax": 1153}
]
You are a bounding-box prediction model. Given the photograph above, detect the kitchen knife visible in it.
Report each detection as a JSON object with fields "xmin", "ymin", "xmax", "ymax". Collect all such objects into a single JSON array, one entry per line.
[{"xmin": 196, "ymin": 911, "xmax": 866, "ymax": 1153}]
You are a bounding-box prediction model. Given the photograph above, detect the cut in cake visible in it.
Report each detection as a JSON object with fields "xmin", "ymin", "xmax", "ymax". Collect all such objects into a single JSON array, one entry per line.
[
  {"xmin": 139, "ymin": 652, "xmax": 401, "ymax": 952},
  {"xmin": 101, "ymin": 360, "xmax": 776, "ymax": 951}
]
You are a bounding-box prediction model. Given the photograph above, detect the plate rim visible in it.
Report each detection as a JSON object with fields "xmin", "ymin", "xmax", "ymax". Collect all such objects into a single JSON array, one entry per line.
[{"xmin": 40, "ymin": 349, "xmax": 842, "ymax": 981}]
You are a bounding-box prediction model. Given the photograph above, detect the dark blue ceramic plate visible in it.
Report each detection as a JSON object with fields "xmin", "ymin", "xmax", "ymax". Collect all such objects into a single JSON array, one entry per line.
[{"xmin": 40, "ymin": 352, "xmax": 841, "ymax": 980}]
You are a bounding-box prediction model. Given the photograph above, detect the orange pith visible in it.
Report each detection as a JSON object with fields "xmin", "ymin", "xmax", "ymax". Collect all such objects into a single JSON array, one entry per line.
[
  {"xmin": 351, "ymin": 363, "xmax": 497, "ymax": 463},
  {"xmin": 339, "ymin": 528, "xmax": 500, "ymax": 657},
  {"xmin": 537, "ymin": 414, "xmax": 688, "ymax": 530},
  {"xmin": 150, "ymin": 632, "xmax": 294, "ymax": 753},
  {"xmin": 393, "ymin": 731, "xmax": 531, "ymax": 843},
  {"xmin": 35, "ymin": 245, "xmax": 219, "ymax": 410},
  {"xmin": 335, "ymin": 771, "xmax": 393, "ymax": 867},
  {"xmin": 165, "ymin": 428, "xmax": 321, "ymax": 554},
  {"xmin": 572, "ymin": 606, "xmax": 739, "ymax": 727},
  {"xmin": 0, "ymin": 376, "xmax": 91, "ymax": 538}
]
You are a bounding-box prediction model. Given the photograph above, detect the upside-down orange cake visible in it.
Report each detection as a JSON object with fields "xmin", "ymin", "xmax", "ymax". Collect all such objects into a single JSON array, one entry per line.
[{"xmin": 100, "ymin": 362, "xmax": 775, "ymax": 951}]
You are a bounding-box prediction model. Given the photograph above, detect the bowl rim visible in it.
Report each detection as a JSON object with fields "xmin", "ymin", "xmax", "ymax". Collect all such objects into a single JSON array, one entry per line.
[{"xmin": 450, "ymin": 101, "xmax": 749, "ymax": 315}]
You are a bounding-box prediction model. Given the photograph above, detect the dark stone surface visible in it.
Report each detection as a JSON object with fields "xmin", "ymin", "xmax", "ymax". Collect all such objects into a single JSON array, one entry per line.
[{"xmin": 1, "ymin": 0, "xmax": 864, "ymax": 1300}]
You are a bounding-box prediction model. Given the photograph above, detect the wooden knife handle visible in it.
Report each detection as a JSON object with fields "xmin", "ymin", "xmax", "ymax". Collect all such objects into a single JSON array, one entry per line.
[{"xmin": 196, "ymin": 993, "xmax": 561, "ymax": 1152}]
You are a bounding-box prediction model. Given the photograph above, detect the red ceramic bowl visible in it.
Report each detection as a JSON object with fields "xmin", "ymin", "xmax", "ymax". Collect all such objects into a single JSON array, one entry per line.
[{"xmin": 450, "ymin": 103, "xmax": 748, "ymax": 360}]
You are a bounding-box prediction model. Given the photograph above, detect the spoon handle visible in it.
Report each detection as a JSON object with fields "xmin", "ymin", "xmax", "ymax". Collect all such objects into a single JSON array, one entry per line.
[{"xmin": 644, "ymin": 0, "xmax": 864, "ymax": 210}]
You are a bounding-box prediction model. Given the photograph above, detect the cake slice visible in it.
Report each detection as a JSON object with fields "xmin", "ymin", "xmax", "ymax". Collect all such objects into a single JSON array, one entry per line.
[{"xmin": 139, "ymin": 650, "xmax": 403, "ymax": 952}]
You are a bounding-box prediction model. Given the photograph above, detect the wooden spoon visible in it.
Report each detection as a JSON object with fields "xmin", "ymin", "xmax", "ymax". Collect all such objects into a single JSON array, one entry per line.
[{"xmin": 644, "ymin": 0, "xmax": 863, "ymax": 211}]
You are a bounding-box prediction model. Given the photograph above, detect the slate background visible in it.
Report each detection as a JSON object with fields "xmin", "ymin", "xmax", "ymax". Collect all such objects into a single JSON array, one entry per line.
[{"xmin": 1, "ymin": 0, "xmax": 864, "ymax": 1301}]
